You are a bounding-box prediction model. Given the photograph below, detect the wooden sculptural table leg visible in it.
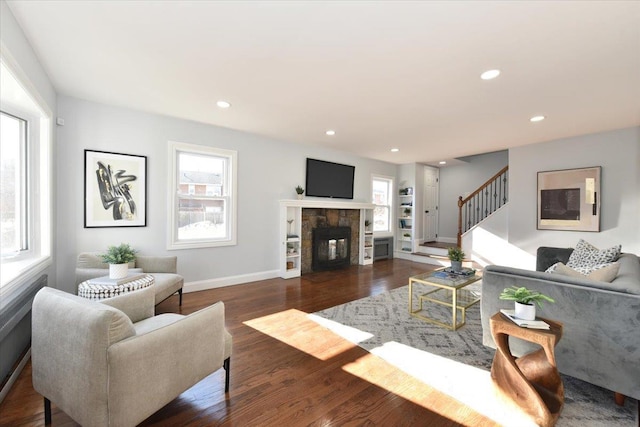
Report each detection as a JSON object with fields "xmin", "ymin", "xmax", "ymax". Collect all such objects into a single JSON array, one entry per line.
[{"xmin": 490, "ymin": 313, "xmax": 564, "ymax": 427}]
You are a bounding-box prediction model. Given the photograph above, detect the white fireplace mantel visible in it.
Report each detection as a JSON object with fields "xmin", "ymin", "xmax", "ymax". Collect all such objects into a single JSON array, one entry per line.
[
  {"xmin": 279, "ymin": 199, "xmax": 375, "ymax": 210},
  {"xmin": 279, "ymin": 199, "xmax": 375, "ymax": 278}
]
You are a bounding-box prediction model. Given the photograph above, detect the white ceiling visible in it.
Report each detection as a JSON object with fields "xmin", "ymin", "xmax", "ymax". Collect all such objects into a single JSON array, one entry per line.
[{"xmin": 6, "ymin": 1, "xmax": 640, "ymax": 165}]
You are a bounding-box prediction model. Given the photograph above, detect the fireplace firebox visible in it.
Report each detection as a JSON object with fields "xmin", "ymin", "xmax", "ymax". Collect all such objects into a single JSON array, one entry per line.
[{"xmin": 312, "ymin": 226, "xmax": 351, "ymax": 271}]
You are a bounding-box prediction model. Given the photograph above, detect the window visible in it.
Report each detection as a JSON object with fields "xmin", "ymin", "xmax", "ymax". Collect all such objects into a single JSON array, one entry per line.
[
  {"xmin": 372, "ymin": 176, "xmax": 393, "ymax": 233},
  {"xmin": 1, "ymin": 112, "xmax": 28, "ymax": 257},
  {"xmin": 0, "ymin": 59, "xmax": 52, "ymax": 292},
  {"xmin": 168, "ymin": 141, "xmax": 237, "ymax": 249}
]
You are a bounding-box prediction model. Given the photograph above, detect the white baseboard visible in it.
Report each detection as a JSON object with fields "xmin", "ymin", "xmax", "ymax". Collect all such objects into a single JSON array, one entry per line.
[
  {"xmin": 184, "ymin": 270, "xmax": 280, "ymax": 293},
  {"xmin": 0, "ymin": 348, "xmax": 30, "ymax": 405}
]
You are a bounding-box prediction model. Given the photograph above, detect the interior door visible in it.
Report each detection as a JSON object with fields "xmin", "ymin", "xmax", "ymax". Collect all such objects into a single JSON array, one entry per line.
[{"xmin": 423, "ymin": 166, "xmax": 439, "ymax": 242}]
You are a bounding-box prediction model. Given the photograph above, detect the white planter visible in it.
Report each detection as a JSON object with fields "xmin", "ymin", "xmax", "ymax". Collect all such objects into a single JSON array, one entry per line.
[
  {"xmin": 515, "ymin": 301, "xmax": 536, "ymax": 320},
  {"xmin": 450, "ymin": 260, "xmax": 463, "ymax": 272},
  {"xmin": 296, "ymin": 194, "xmax": 304, "ymax": 200},
  {"xmin": 109, "ymin": 263, "xmax": 129, "ymax": 279}
]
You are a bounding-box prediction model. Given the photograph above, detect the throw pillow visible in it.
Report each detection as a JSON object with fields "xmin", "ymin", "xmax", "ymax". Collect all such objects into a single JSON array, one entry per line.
[
  {"xmin": 551, "ymin": 262, "xmax": 620, "ymax": 283},
  {"xmin": 566, "ymin": 239, "xmax": 621, "ymax": 269}
]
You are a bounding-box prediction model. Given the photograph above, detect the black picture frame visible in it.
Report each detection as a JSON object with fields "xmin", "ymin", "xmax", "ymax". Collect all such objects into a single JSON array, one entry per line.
[{"xmin": 84, "ymin": 149, "xmax": 147, "ymax": 228}]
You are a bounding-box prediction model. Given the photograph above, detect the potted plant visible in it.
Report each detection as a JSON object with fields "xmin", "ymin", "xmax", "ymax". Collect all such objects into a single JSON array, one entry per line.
[
  {"xmin": 364, "ymin": 219, "xmax": 371, "ymax": 230},
  {"xmin": 403, "ymin": 208, "xmax": 411, "ymax": 217},
  {"xmin": 295, "ymin": 185, "xmax": 304, "ymax": 200},
  {"xmin": 447, "ymin": 247, "xmax": 465, "ymax": 272},
  {"xmin": 101, "ymin": 243, "xmax": 137, "ymax": 279},
  {"xmin": 499, "ymin": 286, "xmax": 555, "ymax": 320}
]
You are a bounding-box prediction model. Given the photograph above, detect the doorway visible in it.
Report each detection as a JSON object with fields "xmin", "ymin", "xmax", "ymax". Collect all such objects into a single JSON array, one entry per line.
[{"xmin": 422, "ymin": 166, "xmax": 439, "ymax": 243}]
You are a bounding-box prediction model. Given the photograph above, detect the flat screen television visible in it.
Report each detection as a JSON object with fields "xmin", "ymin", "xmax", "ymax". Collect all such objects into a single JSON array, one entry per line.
[{"xmin": 305, "ymin": 158, "xmax": 355, "ymax": 199}]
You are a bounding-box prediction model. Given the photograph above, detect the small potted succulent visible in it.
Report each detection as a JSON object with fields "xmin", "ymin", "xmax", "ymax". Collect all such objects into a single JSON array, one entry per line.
[
  {"xmin": 499, "ymin": 286, "xmax": 555, "ymax": 320},
  {"xmin": 447, "ymin": 247, "xmax": 465, "ymax": 272},
  {"xmin": 101, "ymin": 243, "xmax": 137, "ymax": 279},
  {"xmin": 295, "ymin": 185, "xmax": 304, "ymax": 200}
]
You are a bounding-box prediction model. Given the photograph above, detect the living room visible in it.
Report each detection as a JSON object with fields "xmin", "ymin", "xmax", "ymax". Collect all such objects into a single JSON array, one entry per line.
[{"xmin": 1, "ymin": 1, "xmax": 639, "ymax": 426}]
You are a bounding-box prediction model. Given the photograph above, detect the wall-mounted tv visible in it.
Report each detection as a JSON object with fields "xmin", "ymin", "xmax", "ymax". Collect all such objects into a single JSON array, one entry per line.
[{"xmin": 305, "ymin": 158, "xmax": 355, "ymax": 199}]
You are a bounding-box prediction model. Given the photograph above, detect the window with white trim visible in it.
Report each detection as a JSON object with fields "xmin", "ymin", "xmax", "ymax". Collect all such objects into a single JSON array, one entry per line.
[
  {"xmin": 372, "ymin": 176, "xmax": 393, "ymax": 233},
  {"xmin": 168, "ymin": 141, "xmax": 237, "ymax": 249},
  {"xmin": 0, "ymin": 59, "xmax": 52, "ymax": 292}
]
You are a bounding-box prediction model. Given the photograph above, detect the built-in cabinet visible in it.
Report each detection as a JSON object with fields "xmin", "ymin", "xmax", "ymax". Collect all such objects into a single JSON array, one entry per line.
[
  {"xmin": 280, "ymin": 204, "xmax": 302, "ymax": 279},
  {"xmin": 397, "ymin": 188, "xmax": 414, "ymax": 253},
  {"xmin": 279, "ymin": 200, "xmax": 375, "ymax": 279},
  {"xmin": 360, "ymin": 208, "xmax": 374, "ymax": 265}
]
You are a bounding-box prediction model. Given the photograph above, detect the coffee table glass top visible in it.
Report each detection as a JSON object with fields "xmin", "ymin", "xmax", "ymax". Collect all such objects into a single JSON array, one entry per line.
[{"xmin": 410, "ymin": 269, "xmax": 482, "ymax": 289}]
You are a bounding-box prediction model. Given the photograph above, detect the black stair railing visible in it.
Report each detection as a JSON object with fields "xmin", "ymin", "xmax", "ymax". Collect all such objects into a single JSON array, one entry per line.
[{"xmin": 457, "ymin": 166, "xmax": 509, "ymax": 247}]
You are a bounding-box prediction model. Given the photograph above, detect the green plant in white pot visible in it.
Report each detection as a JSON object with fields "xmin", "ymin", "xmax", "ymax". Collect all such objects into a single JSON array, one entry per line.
[
  {"xmin": 101, "ymin": 243, "xmax": 137, "ymax": 279},
  {"xmin": 447, "ymin": 247, "xmax": 465, "ymax": 272},
  {"xmin": 499, "ymin": 286, "xmax": 555, "ymax": 320},
  {"xmin": 295, "ymin": 185, "xmax": 304, "ymax": 200}
]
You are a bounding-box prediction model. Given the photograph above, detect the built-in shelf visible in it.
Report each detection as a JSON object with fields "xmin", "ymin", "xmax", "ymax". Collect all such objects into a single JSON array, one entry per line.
[{"xmin": 397, "ymin": 190, "xmax": 414, "ymax": 253}]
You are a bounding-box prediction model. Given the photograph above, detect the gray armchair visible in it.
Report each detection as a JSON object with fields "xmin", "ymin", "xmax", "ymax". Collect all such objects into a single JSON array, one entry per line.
[
  {"xmin": 32, "ymin": 286, "xmax": 232, "ymax": 427},
  {"xmin": 75, "ymin": 252, "xmax": 184, "ymax": 306}
]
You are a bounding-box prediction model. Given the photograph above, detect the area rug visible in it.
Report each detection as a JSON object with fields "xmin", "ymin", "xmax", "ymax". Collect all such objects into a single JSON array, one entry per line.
[{"xmin": 312, "ymin": 285, "xmax": 638, "ymax": 427}]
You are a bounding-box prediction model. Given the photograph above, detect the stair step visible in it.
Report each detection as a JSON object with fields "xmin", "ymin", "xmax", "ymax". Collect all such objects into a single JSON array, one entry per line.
[{"xmin": 416, "ymin": 243, "xmax": 449, "ymax": 257}]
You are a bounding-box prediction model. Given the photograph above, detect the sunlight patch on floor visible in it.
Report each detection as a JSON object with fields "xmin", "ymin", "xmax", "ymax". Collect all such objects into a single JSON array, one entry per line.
[
  {"xmin": 340, "ymin": 352, "xmax": 496, "ymax": 426},
  {"xmin": 308, "ymin": 312, "xmax": 536, "ymax": 426},
  {"xmin": 307, "ymin": 313, "xmax": 374, "ymax": 344},
  {"xmin": 369, "ymin": 341, "xmax": 537, "ymax": 427},
  {"xmin": 243, "ymin": 309, "xmax": 357, "ymax": 361}
]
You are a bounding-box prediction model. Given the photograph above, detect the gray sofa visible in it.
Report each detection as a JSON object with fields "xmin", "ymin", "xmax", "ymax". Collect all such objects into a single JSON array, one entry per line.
[
  {"xmin": 75, "ymin": 252, "xmax": 184, "ymax": 306},
  {"xmin": 481, "ymin": 247, "xmax": 640, "ymax": 400}
]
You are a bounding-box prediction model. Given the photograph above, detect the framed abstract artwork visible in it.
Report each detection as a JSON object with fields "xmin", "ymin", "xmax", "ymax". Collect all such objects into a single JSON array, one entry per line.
[
  {"xmin": 537, "ymin": 166, "xmax": 601, "ymax": 232},
  {"xmin": 84, "ymin": 149, "xmax": 147, "ymax": 228}
]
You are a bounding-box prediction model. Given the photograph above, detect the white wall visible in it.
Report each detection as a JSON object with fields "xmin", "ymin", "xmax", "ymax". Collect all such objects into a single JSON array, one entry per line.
[
  {"xmin": 438, "ymin": 151, "xmax": 509, "ymax": 240},
  {"xmin": 508, "ymin": 126, "xmax": 640, "ymax": 257},
  {"xmin": 56, "ymin": 96, "xmax": 397, "ymax": 293}
]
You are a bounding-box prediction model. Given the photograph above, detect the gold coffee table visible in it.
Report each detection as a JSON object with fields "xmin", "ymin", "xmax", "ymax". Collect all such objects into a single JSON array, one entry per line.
[{"xmin": 408, "ymin": 269, "xmax": 482, "ymax": 330}]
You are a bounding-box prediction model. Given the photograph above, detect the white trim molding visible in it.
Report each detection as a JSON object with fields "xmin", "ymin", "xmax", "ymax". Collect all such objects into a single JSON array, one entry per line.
[{"xmin": 183, "ymin": 270, "xmax": 279, "ymax": 293}]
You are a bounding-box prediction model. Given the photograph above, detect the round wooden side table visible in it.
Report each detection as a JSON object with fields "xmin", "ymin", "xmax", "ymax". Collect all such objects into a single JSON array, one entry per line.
[{"xmin": 489, "ymin": 312, "xmax": 564, "ymax": 427}]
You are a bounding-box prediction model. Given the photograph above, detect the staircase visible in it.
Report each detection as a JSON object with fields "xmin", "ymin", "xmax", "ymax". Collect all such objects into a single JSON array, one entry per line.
[
  {"xmin": 401, "ymin": 166, "xmax": 508, "ymax": 268},
  {"xmin": 457, "ymin": 166, "xmax": 508, "ymax": 247}
]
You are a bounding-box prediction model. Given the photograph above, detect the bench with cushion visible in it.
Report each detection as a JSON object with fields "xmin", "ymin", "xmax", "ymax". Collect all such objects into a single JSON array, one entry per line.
[{"xmin": 75, "ymin": 252, "xmax": 184, "ymax": 306}]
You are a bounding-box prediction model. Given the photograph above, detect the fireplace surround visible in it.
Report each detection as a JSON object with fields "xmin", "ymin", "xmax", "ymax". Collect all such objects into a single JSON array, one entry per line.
[{"xmin": 279, "ymin": 199, "xmax": 375, "ymax": 279}]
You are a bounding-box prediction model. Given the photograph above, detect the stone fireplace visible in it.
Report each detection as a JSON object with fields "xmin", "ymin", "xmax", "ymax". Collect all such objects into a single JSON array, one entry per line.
[{"xmin": 301, "ymin": 208, "xmax": 360, "ymax": 273}]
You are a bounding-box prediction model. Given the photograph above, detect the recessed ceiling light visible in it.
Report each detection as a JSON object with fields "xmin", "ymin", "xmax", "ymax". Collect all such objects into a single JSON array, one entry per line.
[
  {"xmin": 325, "ymin": 130, "xmax": 336, "ymax": 136},
  {"xmin": 216, "ymin": 100, "xmax": 231, "ymax": 108},
  {"xmin": 530, "ymin": 115, "xmax": 546, "ymax": 122},
  {"xmin": 480, "ymin": 69, "xmax": 501, "ymax": 80},
  {"xmin": 439, "ymin": 161, "xmax": 446, "ymax": 165},
  {"xmin": 390, "ymin": 148, "xmax": 399, "ymax": 152}
]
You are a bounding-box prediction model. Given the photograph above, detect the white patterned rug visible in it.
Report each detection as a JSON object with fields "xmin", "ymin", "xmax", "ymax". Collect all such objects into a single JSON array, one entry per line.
[{"xmin": 312, "ymin": 285, "xmax": 638, "ymax": 427}]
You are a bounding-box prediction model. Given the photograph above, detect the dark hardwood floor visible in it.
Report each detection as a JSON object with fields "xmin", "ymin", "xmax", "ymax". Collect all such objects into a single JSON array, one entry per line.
[{"xmin": 0, "ymin": 259, "xmax": 499, "ymax": 426}]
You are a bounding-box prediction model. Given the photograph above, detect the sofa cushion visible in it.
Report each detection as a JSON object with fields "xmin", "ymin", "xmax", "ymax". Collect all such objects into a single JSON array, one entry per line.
[
  {"xmin": 134, "ymin": 313, "xmax": 184, "ymax": 335},
  {"xmin": 150, "ymin": 273, "xmax": 184, "ymax": 305},
  {"xmin": 566, "ymin": 239, "xmax": 621, "ymax": 269},
  {"xmin": 551, "ymin": 262, "xmax": 620, "ymax": 283}
]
